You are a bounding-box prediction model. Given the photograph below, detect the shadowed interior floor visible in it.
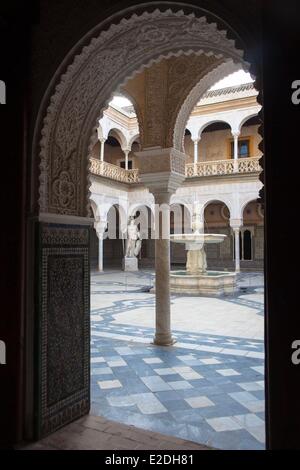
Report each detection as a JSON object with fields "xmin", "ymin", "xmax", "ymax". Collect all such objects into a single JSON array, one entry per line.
[{"xmin": 21, "ymin": 415, "xmax": 210, "ymax": 450}]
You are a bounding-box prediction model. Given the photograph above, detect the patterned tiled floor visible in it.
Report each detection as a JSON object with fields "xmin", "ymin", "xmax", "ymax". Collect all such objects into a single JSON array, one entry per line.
[{"xmin": 91, "ymin": 270, "xmax": 265, "ymax": 450}]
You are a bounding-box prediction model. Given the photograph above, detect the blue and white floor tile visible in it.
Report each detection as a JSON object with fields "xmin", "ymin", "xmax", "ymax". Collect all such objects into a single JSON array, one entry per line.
[{"xmin": 90, "ymin": 270, "xmax": 265, "ymax": 450}]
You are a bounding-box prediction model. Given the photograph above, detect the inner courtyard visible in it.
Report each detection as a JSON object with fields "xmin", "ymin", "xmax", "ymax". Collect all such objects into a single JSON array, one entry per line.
[
  {"xmin": 14, "ymin": 7, "xmax": 268, "ymax": 451},
  {"xmin": 86, "ymin": 64, "xmax": 265, "ymax": 449},
  {"xmin": 90, "ymin": 270, "xmax": 264, "ymax": 450},
  {"xmin": 2, "ymin": 0, "xmax": 299, "ymax": 453}
]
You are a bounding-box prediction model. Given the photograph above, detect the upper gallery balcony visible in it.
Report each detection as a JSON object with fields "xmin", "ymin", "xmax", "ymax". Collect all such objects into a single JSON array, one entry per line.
[
  {"xmin": 185, "ymin": 156, "xmax": 261, "ymax": 177},
  {"xmin": 90, "ymin": 158, "xmax": 139, "ymax": 184},
  {"xmin": 92, "ymin": 83, "xmax": 262, "ymax": 186},
  {"xmin": 89, "ymin": 156, "xmax": 261, "ymax": 185}
]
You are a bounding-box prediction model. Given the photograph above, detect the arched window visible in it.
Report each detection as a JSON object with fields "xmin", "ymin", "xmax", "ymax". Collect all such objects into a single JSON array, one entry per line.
[{"xmin": 230, "ymin": 139, "xmax": 251, "ymax": 158}]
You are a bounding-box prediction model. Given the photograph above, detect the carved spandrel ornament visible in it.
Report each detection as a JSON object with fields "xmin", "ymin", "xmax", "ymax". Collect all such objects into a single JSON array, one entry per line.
[
  {"xmin": 165, "ymin": 55, "xmax": 223, "ymax": 148},
  {"xmin": 38, "ymin": 9, "xmax": 244, "ymax": 216},
  {"xmin": 127, "ymin": 54, "xmax": 222, "ymax": 150}
]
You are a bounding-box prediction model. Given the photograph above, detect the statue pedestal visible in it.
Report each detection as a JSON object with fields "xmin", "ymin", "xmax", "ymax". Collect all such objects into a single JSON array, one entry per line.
[{"xmin": 122, "ymin": 257, "xmax": 138, "ymax": 272}]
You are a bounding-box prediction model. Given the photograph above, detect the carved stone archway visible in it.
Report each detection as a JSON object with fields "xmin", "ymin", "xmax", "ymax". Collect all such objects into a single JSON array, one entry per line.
[
  {"xmin": 33, "ymin": 7, "xmax": 250, "ymax": 439},
  {"xmin": 37, "ymin": 9, "xmax": 245, "ymax": 218}
]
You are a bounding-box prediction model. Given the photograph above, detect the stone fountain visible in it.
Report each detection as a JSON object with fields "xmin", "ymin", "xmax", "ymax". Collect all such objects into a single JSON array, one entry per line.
[{"xmin": 170, "ymin": 208, "xmax": 237, "ymax": 296}]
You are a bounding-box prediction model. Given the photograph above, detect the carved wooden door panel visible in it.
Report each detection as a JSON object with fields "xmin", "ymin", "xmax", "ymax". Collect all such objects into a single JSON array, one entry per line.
[{"xmin": 36, "ymin": 223, "xmax": 90, "ymax": 438}]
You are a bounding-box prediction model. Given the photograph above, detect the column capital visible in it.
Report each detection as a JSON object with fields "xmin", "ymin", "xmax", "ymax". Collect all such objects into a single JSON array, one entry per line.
[
  {"xmin": 230, "ymin": 219, "xmax": 243, "ymax": 230},
  {"xmin": 192, "ymin": 137, "xmax": 200, "ymax": 144},
  {"xmin": 94, "ymin": 220, "xmax": 107, "ymax": 238},
  {"xmin": 135, "ymin": 147, "xmax": 185, "ymax": 196},
  {"xmin": 231, "ymin": 130, "xmax": 240, "ymax": 138},
  {"xmin": 142, "ymin": 173, "xmax": 185, "ymax": 198},
  {"xmin": 152, "ymin": 191, "xmax": 172, "ymax": 205}
]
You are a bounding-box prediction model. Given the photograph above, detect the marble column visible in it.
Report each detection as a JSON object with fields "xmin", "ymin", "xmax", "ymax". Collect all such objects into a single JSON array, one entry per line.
[
  {"xmin": 234, "ymin": 227, "xmax": 241, "ymax": 273},
  {"xmin": 99, "ymin": 138, "xmax": 106, "ymax": 162},
  {"xmin": 95, "ymin": 221, "xmax": 107, "ymax": 272},
  {"xmin": 232, "ymin": 131, "xmax": 240, "ymax": 172},
  {"xmin": 123, "ymin": 149, "xmax": 130, "ymax": 170},
  {"xmin": 153, "ymin": 191, "xmax": 173, "ymax": 345},
  {"xmin": 193, "ymin": 138, "xmax": 200, "ymax": 175},
  {"xmin": 98, "ymin": 238, "xmax": 104, "ymax": 272},
  {"xmin": 135, "ymin": 147, "xmax": 185, "ymax": 346},
  {"xmin": 193, "ymin": 138, "xmax": 199, "ymax": 164}
]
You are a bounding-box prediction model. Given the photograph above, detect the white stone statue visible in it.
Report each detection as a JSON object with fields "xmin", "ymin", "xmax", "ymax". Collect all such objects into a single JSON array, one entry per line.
[{"xmin": 124, "ymin": 217, "xmax": 142, "ymax": 258}]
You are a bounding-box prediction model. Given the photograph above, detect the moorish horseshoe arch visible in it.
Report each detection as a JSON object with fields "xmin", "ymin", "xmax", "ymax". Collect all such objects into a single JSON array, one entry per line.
[
  {"xmin": 37, "ymin": 8, "xmax": 247, "ymax": 218},
  {"xmin": 31, "ymin": 5, "xmax": 263, "ymax": 439}
]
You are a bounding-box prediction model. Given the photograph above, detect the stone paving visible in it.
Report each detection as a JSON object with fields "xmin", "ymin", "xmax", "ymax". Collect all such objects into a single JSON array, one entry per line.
[
  {"xmin": 90, "ymin": 270, "xmax": 265, "ymax": 450},
  {"xmin": 23, "ymin": 415, "xmax": 208, "ymax": 451}
]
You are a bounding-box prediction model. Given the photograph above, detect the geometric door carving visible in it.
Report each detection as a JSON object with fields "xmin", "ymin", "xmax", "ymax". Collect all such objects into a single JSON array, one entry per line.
[{"xmin": 36, "ymin": 223, "xmax": 90, "ymax": 438}]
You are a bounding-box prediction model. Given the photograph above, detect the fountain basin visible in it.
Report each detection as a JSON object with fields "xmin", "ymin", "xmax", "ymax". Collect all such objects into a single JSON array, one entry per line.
[
  {"xmin": 169, "ymin": 232, "xmax": 236, "ymax": 296},
  {"xmin": 170, "ymin": 233, "xmax": 226, "ymax": 244},
  {"xmin": 170, "ymin": 270, "xmax": 236, "ymax": 296}
]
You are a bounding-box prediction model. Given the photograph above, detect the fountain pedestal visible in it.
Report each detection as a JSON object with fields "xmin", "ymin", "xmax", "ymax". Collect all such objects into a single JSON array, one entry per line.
[{"xmin": 170, "ymin": 234, "xmax": 236, "ymax": 296}]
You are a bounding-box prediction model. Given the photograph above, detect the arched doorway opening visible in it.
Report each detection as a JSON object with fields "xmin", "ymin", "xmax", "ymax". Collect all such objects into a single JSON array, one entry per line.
[
  {"xmin": 204, "ymin": 201, "xmax": 233, "ymax": 271},
  {"xmin": 241, "ymin": 201, "xmax": 264, "ymax": 271},
  {"xmin": 238, "ymin": 115, "xmax": 261, "ymax": 160},
  {"xmin": 199, "ymin": 121, "xmax": 232, "ymax": 163},
  {"xmin": 27, "ymin": 6, "xmax": 264, "ymax": 450},
  {"xmin": 103, "ymin": 205, "xmax": 125, "ymax": 269}
]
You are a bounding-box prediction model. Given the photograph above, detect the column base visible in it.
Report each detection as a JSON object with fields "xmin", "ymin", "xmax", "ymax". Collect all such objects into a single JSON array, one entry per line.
[{"xmin": 152, "ymin": 334, "xmax": 176, "ymax": 347}]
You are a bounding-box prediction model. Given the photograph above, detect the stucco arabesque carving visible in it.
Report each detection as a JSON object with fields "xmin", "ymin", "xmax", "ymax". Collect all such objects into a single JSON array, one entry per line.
[
  {"xmin": 38, "ymin": 9, "xmax": 245, "ymax": 217},
  {"xmin": 166, "ymin": 54, "xmax": 224, "ymax": 148},
  {"xmin": 173, "ymin": 60, "xmax": 245, "ymax": 151},
  {"xmin": 170, "ymin": 148, "xmax": 186, "ymax": 175},
  {"xmin": 139, "ymin": 54, "xmax": 224, "ymax": 149}
]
